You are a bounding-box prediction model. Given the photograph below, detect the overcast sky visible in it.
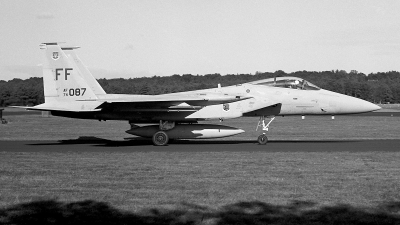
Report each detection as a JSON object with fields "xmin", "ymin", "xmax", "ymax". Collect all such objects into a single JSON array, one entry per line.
[{"xmin": 0, "ymin": 0, "xmax": 399, "ymax": 81}]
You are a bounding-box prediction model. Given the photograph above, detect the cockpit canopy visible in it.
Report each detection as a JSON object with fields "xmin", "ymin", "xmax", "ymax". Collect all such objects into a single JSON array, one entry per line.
[{"xmin": 248, "ymin": 77, "xmax": 320, "ymax": 90}]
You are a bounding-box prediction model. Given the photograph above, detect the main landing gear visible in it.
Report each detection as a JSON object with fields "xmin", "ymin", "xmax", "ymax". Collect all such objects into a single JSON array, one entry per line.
[
  {"xmin": 152, "ymin": 131, "xmax": 169, "ymax": 146},
  {"xmin": 152, "ymin": 120, "xmax": 175, "ymax": 146},
  {"xmin": 256, "ymin": 116, "xmax": 275, "ymax": 145}
]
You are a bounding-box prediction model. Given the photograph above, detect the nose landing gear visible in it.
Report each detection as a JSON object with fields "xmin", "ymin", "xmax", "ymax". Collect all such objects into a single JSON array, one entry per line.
[
  {"xmin": 257, "ymin": 134, "xmax": 268, "ymax": 145},
  {"xmin": 256, "ymin": 116, "xmax": 275, "ymax": 145}
]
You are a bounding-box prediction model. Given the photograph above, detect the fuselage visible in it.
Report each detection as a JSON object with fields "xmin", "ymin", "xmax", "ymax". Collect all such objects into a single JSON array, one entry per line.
[{"xmin": 51, "ymin": 77, "xmax": 380, "ymax": 123}]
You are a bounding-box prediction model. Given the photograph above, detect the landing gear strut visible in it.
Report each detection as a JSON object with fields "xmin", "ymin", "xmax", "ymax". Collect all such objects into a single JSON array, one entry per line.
[
  {"xmin": 151, "ymin": 120, "xmax": 175, "ymax": 146},
  {"xmin": 256, "ymin": 116, "xmax": 275, "ymax": 145}
]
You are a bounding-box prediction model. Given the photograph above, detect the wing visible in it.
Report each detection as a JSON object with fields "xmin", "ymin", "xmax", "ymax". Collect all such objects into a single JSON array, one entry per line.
[
  {"xmin": 96, "ymin": 93, "xmax": 251, "ymax": 106},
  {"xmin": 11, "ymin": 93, "xmax": 252, "ymax": 112},
  {"xmin": 95, "ymin": 93, "xmax": 253, "ymax": 113}
]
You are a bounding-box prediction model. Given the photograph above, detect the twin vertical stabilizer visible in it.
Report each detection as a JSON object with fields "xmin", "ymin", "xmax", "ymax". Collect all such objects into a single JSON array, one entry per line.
[
  {"xmin": 41, "ymin": 43, "xmax": 102, "ymax": 102},
  {"xmin": 21, "ymin": 43, "xmax": 106, "ymax": 111},
  {"xmin": 61, "ymin": 47, "xmax": 107, "ymax": 96}
]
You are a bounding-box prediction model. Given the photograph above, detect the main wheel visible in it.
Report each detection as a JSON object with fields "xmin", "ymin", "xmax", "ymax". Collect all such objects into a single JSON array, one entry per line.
[
  {"xmin": 257, "ymin": 134, "xmax": 268, "ymax": 145},
  {"xmin": 152, "ymin": 131, "xmax": 169, "ymax": 146}
]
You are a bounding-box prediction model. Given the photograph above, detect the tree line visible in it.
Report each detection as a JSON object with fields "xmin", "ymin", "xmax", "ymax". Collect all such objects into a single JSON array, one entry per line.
[{"xmin": 1, "ymin": 70, "xmax": 400, "ymax": 107}]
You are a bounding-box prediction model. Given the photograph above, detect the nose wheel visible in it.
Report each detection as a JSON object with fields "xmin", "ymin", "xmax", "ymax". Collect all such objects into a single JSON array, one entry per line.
[
  {"xmin": 257, "ymin": 134, "xmax": 268, "ymax": 145},
  {"xmin": 256, "ymin": 116, "xmax": 275, "ymax": 145}
]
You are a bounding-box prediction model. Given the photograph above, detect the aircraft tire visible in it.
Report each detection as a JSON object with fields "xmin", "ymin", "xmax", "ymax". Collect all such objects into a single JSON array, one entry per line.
[
  {"xmin": 152, "ymin": 131, "xmax": 169, "ymax": 146},
  {"xmin": 257, "ymin": 134, "xmax": 268, "ymax": 145}
]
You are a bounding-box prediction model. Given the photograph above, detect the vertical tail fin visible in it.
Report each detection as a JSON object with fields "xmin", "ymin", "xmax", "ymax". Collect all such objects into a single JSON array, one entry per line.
[
  {"xmin": 41, "ymin": 43, "xmax": 100, "ymax": 102},
  {"xmin": 62, "ymin": 47, "xmax": 107, "ymax": 96}
]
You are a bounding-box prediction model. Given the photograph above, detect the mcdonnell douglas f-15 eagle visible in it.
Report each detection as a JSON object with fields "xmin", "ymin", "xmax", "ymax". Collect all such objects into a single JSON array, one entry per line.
[{"xmin": 15, "ymin": 43, "xmax": 381, "ymax": 145}]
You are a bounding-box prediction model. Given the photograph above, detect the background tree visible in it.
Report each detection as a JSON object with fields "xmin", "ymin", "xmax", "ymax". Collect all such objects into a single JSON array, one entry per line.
[{"xmin": 1, "ymin": 70, "xmax": 400, "ymax": 107}]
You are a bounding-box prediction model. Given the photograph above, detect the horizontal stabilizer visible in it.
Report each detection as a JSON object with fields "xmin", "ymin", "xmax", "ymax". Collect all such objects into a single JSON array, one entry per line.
[{"xmin": 10, "ymin": 102, "xmax": 102, "ymax": 112}]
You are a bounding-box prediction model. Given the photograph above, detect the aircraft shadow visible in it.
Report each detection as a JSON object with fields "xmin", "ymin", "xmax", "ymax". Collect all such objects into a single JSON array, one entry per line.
[
  {"xmin": 1, "ymin": 199, "xmax": 399, "ymax": 225},
  {"xmin": 27, "ymin": 136, "xmax": 359, "ymax": 147}
]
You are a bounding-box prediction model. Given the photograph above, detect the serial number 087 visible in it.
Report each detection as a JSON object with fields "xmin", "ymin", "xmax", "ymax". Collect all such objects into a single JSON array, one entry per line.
[{"xmin": 63, "ymin": 88, "xmax": 86, "ymax": 96}]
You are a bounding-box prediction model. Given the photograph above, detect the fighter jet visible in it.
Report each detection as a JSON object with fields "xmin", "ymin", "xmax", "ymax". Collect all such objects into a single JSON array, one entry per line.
[{"xmin": 16, "ymin": 43, "xmax": 381, "ymax": 145}]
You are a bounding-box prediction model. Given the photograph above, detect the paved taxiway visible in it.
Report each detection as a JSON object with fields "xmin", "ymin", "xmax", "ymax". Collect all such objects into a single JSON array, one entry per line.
[{"xmin": 1, "ymin": 139, "xmax": 399, "ymax": 152}]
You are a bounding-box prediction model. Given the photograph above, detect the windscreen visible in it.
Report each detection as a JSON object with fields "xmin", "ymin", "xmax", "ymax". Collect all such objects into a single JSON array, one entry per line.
[{"xmin": 253, "ymin": 78, "xmax": 320, "ymax": 90}]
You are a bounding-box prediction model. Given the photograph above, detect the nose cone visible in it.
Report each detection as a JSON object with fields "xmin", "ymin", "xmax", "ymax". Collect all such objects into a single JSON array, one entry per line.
[
  {"xmin": 356, "ymin": 99, "xmax": 381, "ymax": 113},
  {"xmin": 336, "ymin": 94, "xmax": 381, "ymax": 114},
  {"xmin": 319, "ymin": 90, "xmax": 381, "ymax": 115}
]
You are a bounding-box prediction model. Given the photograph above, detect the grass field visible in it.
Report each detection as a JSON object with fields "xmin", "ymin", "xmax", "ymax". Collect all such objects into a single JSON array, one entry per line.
[
  {"xmin": 1, "ymin": 147, "xmax": 400, "ymax": 210},
  {"xmin": 1, "ymin": 109, "xmax": 400, "ymax": 141},
  {"xmin": 1, "ymin": 111, "xmax": 400, "ymax": 223}
]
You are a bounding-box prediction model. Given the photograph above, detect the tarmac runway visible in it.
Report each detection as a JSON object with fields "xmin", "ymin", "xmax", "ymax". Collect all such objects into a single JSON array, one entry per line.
[{"xmin": 1, "ymin": 139, "xmax": 399, "ymax": 152}]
